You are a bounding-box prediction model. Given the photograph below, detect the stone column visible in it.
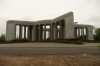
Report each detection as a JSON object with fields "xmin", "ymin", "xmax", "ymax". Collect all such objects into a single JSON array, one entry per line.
[
  {"xmin": 83, "ymin": 28, "xmax": 85, "ymax": 40},
  {"xmin": 86, "ymin": 28, "xmax": 88, "ymax": 40},
  {"xmin": 78, "ymin": 28, "xmax": 80, "ymax": 37},
  {"xmin": 81, "ymin": 27, "xmax": 84, "ymax": 40},
  {"xmin": 32, "ymin": 25, "xmax": 36, "ymax": 41},
  {"xmin": 50, "ymin": 24, "xmax": 52, "ymax": 40},
  {"xmin": 44, "ymin": 24, "xmax": 46, "ymax": 40},
  {"xmin": 50, "ymin": 23, "xmax": 54, "ymax": 40},
  {"xmin": 59, "ymin": 21, "xmax": 63, "ymax": 39},
  {"xmin": 55, "ymin": 23, "xmax": 58, "ymax": 39},
  {"xmin": 48, "ymin": 31, "xmax": 50, "ymax": 39},
  {"xmin": 74, "ymin": 27, "xmax": 77, "ymax": 38},
  {"xmin": 87, "ymin": 26, "xmax": 94, "ymax": 40},
  {"xmin": 35, "ymin": 25, "xmax": 39, "ymax": 41},
  {"xmin": 27, "ymin": 25, "xmax": 30, "ymax": 40},
  {"xmin": 24, "ymin": 26, "xmax": 26, "ymax": 39},
  {"xmin": 38, "ymin": 25, "xmax": 40, "ymax": 41},
  {"xmin": 19, "ymin": 25, "xmax": 22, "ymax": 40},
  {"xmin": 6, "ymin": 23, "xmax": 16, "ymax": 41},
  {"xmin": 81, "ymin": 28, "xmax": 84, "ymax": 36},
  {"xmin": 15, "ymin": 25, "xmax": 16, "ymax": 39},
  {"xmin": 83, "ymin": 28, "xmax": 84, "ymax": 36},
  {"xmin": 38, "ymin": 24, "xmax": 42, "ymax": 41},
  {"xmin": 81, "ymin": 28, "xmax": 82, "ymax": 36}
]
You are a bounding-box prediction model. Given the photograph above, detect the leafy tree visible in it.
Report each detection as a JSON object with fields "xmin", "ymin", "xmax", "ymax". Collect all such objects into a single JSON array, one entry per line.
[
  {"xmin": 94, "ymin": 28, "xmax": 100, "ymax": 41},
  {"xmin": 0, "ymin": 34, "xmax": 6, "ymax": 42}
]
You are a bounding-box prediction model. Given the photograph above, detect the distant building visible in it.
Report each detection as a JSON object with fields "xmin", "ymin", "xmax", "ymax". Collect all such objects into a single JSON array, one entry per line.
[{"xmin": 6, "ymin": 12, "xmax": 94, "ymax": 41}]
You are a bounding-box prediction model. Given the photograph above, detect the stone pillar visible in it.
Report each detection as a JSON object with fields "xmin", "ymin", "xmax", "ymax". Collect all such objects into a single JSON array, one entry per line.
[
  {"xmin": 77, "ymin": 28, "xmax": 80, "ymax": 37},
  {"xmin": 55, "ymin": 22, "xmax": 58, "ymax": 39},
  {"xmin": 59, "ymin": 21, "xmax": 63, "ymax": 39},
  {"xmin": 38, "ymin": 24, "xmax": 42, "ymax": 41},
  {"xmin": 28, "ymin": 26, "xmax": 33, "ymax": 40},
  {"xmin": 78, "ymin": 28, "xmax": 80, "ymax": 37},
  {"xmin": 86, "ymin": 28, "xmax": 88, "ymax": 40},
  {"xmin": 15, "ymin": 25, "xmax": 16, "ymax": 39},
  {"xmin": 74, "ymin": 27, "xmax": 77, "ymax": 38},
  {"xmin": 24, "ymin": 26, "xmax": 26, "ymax": 39},
  {"xmin": 27, "ymin": 25, "xmax": 30, "ymax": 40},
  {"xmin": 50, "ymin": 23, "xmax": 54, "ymax": 40},
  {"xmin": 35, "ymin": 25, "xmax": 39, "ymax": 41},
  {"xmin": 83, "ymin": 28, "xmax": 85, "ymax": 40},
  {"xmin": 81, "ymin": 28, "xmax": 83, "ymax": 36},
  {"xmin": 81, "ymin": 27, "xmax": 84, "ymax": 40},
  {"xmin": 19, "ymin": 25, "xmax": 22, "ymax": 40},
  {"xmin": 50, "ymin": 24, "xmax": 52, "ymax": 40},
  {"xmin": 32, "ymin": 25, "xmax": 36, "ymax": 41},
  {"xmin": 38, "ymin": 25, "xmax": 40, "ymax": 41},
  {"xmin": 83, "ymin": 28, "xmax": 84, "ymax": 36},
  {"xmin": 87, "ymin": 26, "xmax": 94, "ymax": 40},
  {"xmin": 44, "ymin": 24, "xmax": 46, "ymax": 40},
  {"xmin": 48, "ymin": 31, "xmax": 50, "ymax": 39},
  {"xmin": 6, "ymin": 22, "xmax": 16, "ymax": 41}
]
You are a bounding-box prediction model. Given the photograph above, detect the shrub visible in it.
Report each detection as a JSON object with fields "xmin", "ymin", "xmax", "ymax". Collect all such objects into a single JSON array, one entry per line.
[
  {"xmin": 73, "ymin": 41, "xmax": 83, "ymax": 44},
  {"xmin": 9, "ymin": 39, "xmax": 30, "ymax": 43},
  {"xmin": 94, "ymin": 28, "xmax": 100, "ymax": 41},
  {"xmin": 54, "ymin": 39, "xmax": 83, "ymax": 44},
  {"xmin": 97, "ymin": 45, "xmax": 100, "ymax": 50},
  {"xmin": 0, "ymin": 34, "xmax": 6, "ymax": 42}
]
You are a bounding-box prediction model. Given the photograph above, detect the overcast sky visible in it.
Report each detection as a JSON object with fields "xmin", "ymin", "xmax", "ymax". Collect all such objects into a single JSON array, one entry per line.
[{"xmin": 0, "ymin": 0, "xmax": 100, "ymax": 35}]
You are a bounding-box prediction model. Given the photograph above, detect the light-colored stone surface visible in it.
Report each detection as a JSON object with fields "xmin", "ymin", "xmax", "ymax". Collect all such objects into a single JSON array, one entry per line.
[
  {"xmin": 0, "ymin": 43, "xmax": 100, "ymax": 48},
  {"xmin": 64, "ymin": 12, "xmax": 74, "ymax": 39},
  {"xmin": 74, "ymin": 24, "xmax": 94, "ymax": 40},
  {"xmin": 6, "ymin": 23, "xmax": 16, "ymax": 41},
  {"xmin": 6, "ymin": 12, "xmax": 94, "ymax": 41},
  {"xmin": 87, "ymin": 26, "xmax": 94, "ymax": 40}
]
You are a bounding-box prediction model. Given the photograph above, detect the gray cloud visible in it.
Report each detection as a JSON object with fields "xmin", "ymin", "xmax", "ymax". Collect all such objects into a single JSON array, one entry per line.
[
  {"xmin": 84, "ymin": 0, "xmax": 100, "ymax": 28},
  {"xmin": 0, "ymin": 17, "xmax": 7, "ymax": 35},
  {"xmin": 0, "ymin": 0, "xmax": 5, "ymax": 5},
  {"xmin": 88, "ymin": 16, "xmax": 100, "ymax": 22},
  {"xmin": 87, "ymin": 0, "xmax": 100, "ymax": 3},
  {"xmin": 0, "ymin": 0, "xmax": 4, "ymax": 2},
  {"xmin": 87, "ymin": 16, "xmax": 100, "ymax": 27},
  {"xmin": 86, "ymin": 0, "xmax": 100, "ymax": 8},
  {"xmin": 21, "ymin": 16, "xmax": 33, "ymax": 21},
  {"xmin": 87, "ymin": 0, "xmax": 100, "ymax": 6}
]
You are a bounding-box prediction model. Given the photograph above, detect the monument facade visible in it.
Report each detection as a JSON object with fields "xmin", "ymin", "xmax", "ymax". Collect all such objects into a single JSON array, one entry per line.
[{"xmin": 6, "ymin": 12, "xmax": 94, "ymax": 41}]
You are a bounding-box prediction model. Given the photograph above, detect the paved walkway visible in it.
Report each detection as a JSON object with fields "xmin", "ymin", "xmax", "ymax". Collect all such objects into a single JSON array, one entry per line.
[
  {"xmin": 0, "ymin": 46, "xmax": 100, "ymax": 55},
  {"xmin": 0, "ymin": 42, "xmax": 100, "ymax": 48},
  {"xmin": 0, "ymin": 43, "xmax": 100, "ymax": 55}
]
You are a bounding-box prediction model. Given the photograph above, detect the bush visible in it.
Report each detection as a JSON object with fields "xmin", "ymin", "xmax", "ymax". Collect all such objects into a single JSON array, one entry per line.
[
  {"xmin": 85, "ymin": 40, "xmax": 100, "ymax": 43},
  {"xmin": 94, "ymin": 28, "xmax": 100, "ymax": 41},
  {"xmin": 8, "ymin": 39, "xmax": 30, "ymax": 43},
  {"xmin": 32, "ymin": 39, "xmax": 83, "ymax": 44},
  {"xmin": 97, "ymin": 45, "xmax": 100, "ymax": 50},
  {"xmin": 53, "ymin": 39, "xmax": 83, "ymax": 44},
  {"xmin": 0, "ymin": 34, "xmax": 6, "ymax": 42},
  {"xmin": 73, "ymin": 41, "xmax": 83, "ymax": 44}
]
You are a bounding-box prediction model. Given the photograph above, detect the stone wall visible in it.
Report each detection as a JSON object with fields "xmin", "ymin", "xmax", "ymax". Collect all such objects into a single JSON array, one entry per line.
[{"xmin": 6, "ymin": 22, "xmax": 16, "ymax": 41}]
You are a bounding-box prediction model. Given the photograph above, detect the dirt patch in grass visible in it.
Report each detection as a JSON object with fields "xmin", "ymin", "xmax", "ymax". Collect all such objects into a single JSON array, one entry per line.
[{"xmin": 0, "ymin": 54, "xmax": 100, "ymax": 66}]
